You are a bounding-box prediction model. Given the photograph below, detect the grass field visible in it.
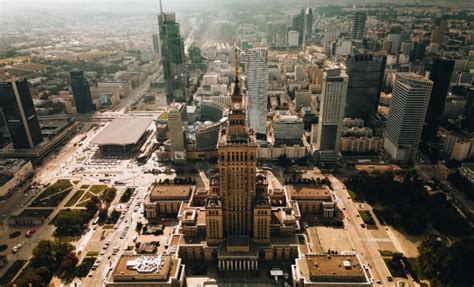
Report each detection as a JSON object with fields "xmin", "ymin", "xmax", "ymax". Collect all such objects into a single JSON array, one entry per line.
[
  {"xmin": 89, "ymin": 185, "xmax": 107, "ymax": 194},
  {"xmin": 64, "ymin": 190, "xmax": 86, "ymax": 207},
  {"xmin": 17, "ymin": 208, "xmax": 54, "ymax": 219},
  {"xmin": 359, "ymin": 210, "xmax": 376, "ymax": 225}
]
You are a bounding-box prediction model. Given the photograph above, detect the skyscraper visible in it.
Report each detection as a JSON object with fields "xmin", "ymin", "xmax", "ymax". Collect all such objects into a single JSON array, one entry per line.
[
  {"xmin": 345, "ymin": 53, "xmax": 387, "ymax": 120},
  {"xmin": 383, "ymin": 73, "xmax": 433, "ymax": 163},
  {"xmin": 168, "ymin": 102, "xmax": 186, "ymax": 161},
  {"xmin": 158, "ymin": 11, "xmax": 186, "ymax": 101},
  {"xmin": 430, "ymin": 18, "xmax": 448, "ymax": 46},
  {"xmin": 317, "ymin": 68, "xmax": 348, "ymax": 162},
  {"xmin": 216, "ymin": 48, "xmax": 259, "ymax": 236},
  {"xmin": 152, "ymin": 33, "xmax": 161, "ymax": 54},
  {"xmin": 292, "ymin": 8, "xmax": 313, "ymax": 46},
  {"xmin": 422, "ymin": 57, "xmax": 455, "ymax": 142},
  {"xmin": 0, "ymin": 78, "xmax": 43, "ymax": 149},
  {"xmin": 70, "ymin": 70, "xmax": 95, "ymax": 114},
  {"xmin": 266, "ymin": 22, "xmax": 287, "ymax": 49},
  {"xmin": 351, "ymin": 12, "xmax": 367, "ymax": 41},
  {"xmin": 245, "ymin": 48, "xmax": 268, "ymax": 139}
]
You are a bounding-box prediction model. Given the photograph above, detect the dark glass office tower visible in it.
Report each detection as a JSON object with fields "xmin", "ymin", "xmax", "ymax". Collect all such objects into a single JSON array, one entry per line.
[
  {"xmin": 422, "ymin": 57, "xmax": 455, "ymax": 142},
  {"xmin": 292, "ymin": 8, "xmax": 313, "ymax": 46},
  {"xmin": 345, "ymin": 53, "xmax": 387, "ymax": 120},
  {"xmin": 158, "ymin": 12, "xmax": 187, "ymax": 102},
  {"xmin": 70, "ymin": 70, "xmax": 95, "ymax": 113},
  {"xmin": 0, "ymin": 78, "xmax": 43, "ymax": 149}
]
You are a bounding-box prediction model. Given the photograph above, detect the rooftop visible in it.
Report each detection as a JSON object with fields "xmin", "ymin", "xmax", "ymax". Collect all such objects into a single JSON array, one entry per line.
[
  {"xmin": 111, "ymin": 254, "xmax": 178, "ymax": 282},
  {"xmin": 150, "ymin": 184, "xmax": 193, "ymax": 201},
  {"xmin": 288, "ymin": 185, "xmax": 332, "ymax": 201},
  {"xmin": 298, "ymin": 254, "xmax": 369, "ymax": 283},
  {"xmin": 91, "ymin": 117, "xmax": 153, "ymax": 146}
]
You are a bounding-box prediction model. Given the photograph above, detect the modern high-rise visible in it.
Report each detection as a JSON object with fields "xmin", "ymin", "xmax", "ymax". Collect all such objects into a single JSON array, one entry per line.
[
  {"xmin": 152, "ymin": 33, "xmax": 161, "ymax": 54},
  {"xmin": 430, "ymin": 18, "xmax": 448, "ymax": 46},
  {"xmin": 158, "ymin": 11, "xmax": 186, "ymax": 101},
  {"xmin": 70, "ymin": 70, "xmax": 95, "ymax": 114},
  {"xmin": 245, "ymin": 48, "xmax": 268, "ymax": 139},
  {"xmin": 317, "ymin": 68, "xmax": 348, "ymax": 162},
  {"xmin": 292, "ymin": 8, "xmax": 313, "ymax": 46},
  {"xmin": 383, "ymin": 73, "xmax": 433, "ymax": 163},
  {"xmin": 422, "ymin": 57, "xmax": 455, "ymax": 142},
  {"xmin": 266, "ymin": 22, "xmax": 287, "ymax": 49},
  {"xmin": 0, "ymin": 78, "xmax": 43, "ymax": 149},
  {"xmin": 351, "ymin": 12, "xmax": 367, "ymax": 41},
  {"xmin": 168, "ymin": 102, "xmax": 186, "ymax": 161},
  {"xmin": 345, "ymin": 53, "xmax": 387, "ymax": 120}
]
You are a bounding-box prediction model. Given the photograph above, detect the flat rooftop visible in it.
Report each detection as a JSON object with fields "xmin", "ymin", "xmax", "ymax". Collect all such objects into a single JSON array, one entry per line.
[
  {"xmin": 111, "ymin": 254, "xmax": 178, "ymax": 282},
  {"xmin": 298, "ymin": 254, "xmax": 369, "ymax": 283},
  {"xmin": 150, "ymin": 184, "xmax": 193, "ymax": 201},
  {"xmin": 91, "ymin": 117, "xmax": 153, "ymax": 146},
  {"xmin": 288, "ymin": 185, "xmax": 332, "ymax": 201}
]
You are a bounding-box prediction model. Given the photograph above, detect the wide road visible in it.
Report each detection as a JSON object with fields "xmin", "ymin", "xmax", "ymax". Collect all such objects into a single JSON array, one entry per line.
[{"xmin": 328, "ymin": 174, "xmax": 393, "ymax": 286}]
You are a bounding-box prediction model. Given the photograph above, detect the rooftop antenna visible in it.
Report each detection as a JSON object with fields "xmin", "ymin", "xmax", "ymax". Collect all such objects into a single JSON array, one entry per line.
[
  {"xmin": 233, "ymin": 45, "xmax": 239, "ymax": 84},
  {"xmin": 159, "ymin": 0, "xmax": 163, "ymax": 13}
]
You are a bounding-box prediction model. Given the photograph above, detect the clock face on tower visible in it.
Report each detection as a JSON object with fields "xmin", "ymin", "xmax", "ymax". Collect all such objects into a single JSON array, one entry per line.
[{"xmin": 233, "ymin": 103, "xmax": 241, "ymax": 109}]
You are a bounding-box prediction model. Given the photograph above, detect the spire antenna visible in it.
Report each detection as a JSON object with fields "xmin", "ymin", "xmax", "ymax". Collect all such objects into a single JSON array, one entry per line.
[
  {"xmin": 234, "ymin": 46, "xmax": 239, "ymax": 83},
  {"xmin": 159, "ymin": 0, "xmax": 163, "ymax": 13}
]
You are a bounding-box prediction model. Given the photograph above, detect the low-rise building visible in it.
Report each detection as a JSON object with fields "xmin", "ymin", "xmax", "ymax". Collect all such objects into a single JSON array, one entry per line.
[
  {"xmin": 286, "ymin": 185, "xmax": 335, "ymax": 219},
  {"xmin": 292, "ymin": 254, "xmax": 372, "ymax": 286},
  {"xmin": 145, "ymin": 184, "xmax": 195, "ymax": 218},
  {"xmin": 105, "ymin": 253, "xmax": 185, "ymax": 287},
  {"xmin": 0, "ymin": 159, "xmax": 34, "ymax": 200},
  {"xmin": 460, "ymin": 163, "xmax": 474, "ymax": 184}
]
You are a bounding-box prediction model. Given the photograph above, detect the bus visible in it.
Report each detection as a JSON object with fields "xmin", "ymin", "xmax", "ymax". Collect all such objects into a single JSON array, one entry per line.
[{"xmin": 92, "ymin": 217, "xmax": 99, "ymax": 225}]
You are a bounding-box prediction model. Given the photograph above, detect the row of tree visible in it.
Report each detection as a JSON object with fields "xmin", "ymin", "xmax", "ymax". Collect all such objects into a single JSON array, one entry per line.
[
  {"xmin": 417, "ymin": 236, "xmax": 474, "ymax": 286},
  {"xmin": 345, "ymin": 172, "xmax": 472, "ymax": 236},
  {"xmin": 15, "ymin": 240, "xmax": 77, "ymax": 286}
]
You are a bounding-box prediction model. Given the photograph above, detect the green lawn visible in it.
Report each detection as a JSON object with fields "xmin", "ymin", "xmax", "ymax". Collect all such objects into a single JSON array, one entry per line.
[
  {"xmin": 80, "ymin": 184, "xmax": 90, "ymax": 189},
  {"xmin": 359, "ymin": 210, "xmax": 376, "ymax": 225},
  {"xmin": 0, "ymin": 260, "xmax": 27, "ymax": 285},
  {"xmin": 31, "ymin": 189, "xmax": 73, "ymax": 207},
  {"xmin": 347, "ymin": 189, "xmax": 359, "ymax": 201},
  {"xmin": 17, "ymin": 208, "xmax": 54, "ymax": 219},
  {"xmin": 65, "ymin": 190, "xmax": 86, "ymax": 207},
  {"xmin": 34, "ymin": 180, "xmax": 72, "ymax": 201},
  {"xmin": 89, "ymin": 185, "xmax": 107, "ymax": 194}
]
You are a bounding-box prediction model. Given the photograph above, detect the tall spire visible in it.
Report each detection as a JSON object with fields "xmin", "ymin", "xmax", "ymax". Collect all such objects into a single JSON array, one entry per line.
[
  {"xmin": 159, "ymin": 0, "xmax": 163, "ymax": 13},
  {"xmin": 234, "ymin": 46, "xmax": 239, "ymax": 84}
]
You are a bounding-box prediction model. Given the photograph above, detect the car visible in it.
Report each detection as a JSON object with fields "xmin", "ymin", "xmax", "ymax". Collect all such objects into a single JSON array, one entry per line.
[
  {"xmin": 99, "ymin": 250, "xmax": 105, "ymax": 255},
  {"xmin": 387, "ymin": 276, "xmax": 393, "ymax": 282},
  {"xmin": 361, "ymin": 223, "xmax": 366, "ymax": 228}
]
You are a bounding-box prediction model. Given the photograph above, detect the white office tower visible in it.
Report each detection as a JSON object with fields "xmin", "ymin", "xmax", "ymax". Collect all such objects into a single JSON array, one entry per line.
[
  {"xmin": 245, "ymin": 48, "xmax": 268, "ymax": 140},
  {"xmin": 383, "ymin": 73, "xmax": 433, "ymax": 163},
  {"xmin": 317, "ymin": 68, "xmax": 348, "ymax": 163}
]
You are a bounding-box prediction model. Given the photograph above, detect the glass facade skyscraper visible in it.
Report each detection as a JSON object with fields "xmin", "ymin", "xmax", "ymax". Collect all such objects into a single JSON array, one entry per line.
[
  {"xmin": 158, "ymin": 12, "xmax": 187, "ymax": 102},
  {"xmin": 70, "ymin": 70, "xmax": 95, "ymax": 114},
  {"xmin": 0, "ymin": 78, "xmax": 43, "ymax": 149}
]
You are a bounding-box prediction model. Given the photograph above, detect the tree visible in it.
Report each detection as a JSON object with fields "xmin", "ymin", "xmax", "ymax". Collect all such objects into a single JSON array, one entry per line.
[
  {"xmin": 136, "ymin": 221, "xmax": 143, "ymax": 233},
  {"xmin": 59, "ymin": 252, "xmax": 78, "ymax": 277}
]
